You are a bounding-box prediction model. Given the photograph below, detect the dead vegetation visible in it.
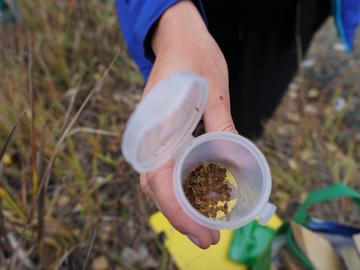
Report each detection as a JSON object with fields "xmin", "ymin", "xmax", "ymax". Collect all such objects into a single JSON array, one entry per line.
[{"xmin": 0, "ymin": 1, "xmax": 359, "ymax": 269}]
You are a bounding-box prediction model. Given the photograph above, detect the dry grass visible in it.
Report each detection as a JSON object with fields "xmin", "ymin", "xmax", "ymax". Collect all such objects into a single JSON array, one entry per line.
[
  {"xmin": 0, "ymin": 1, "xmax": 359, "ymax": 269},
  {"xmin": 262, "ymin": 22, "xmax": 360, "ymax": 224}
]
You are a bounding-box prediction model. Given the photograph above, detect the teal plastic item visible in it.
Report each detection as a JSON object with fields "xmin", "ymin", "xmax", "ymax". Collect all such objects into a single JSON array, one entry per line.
[
  {"xmin": 228, "ymin": 220, "xmax": 275, "ymax": 268},
  {"xmin": 0, "ymin": 0, "xmax": 20, "ymax": 26}
]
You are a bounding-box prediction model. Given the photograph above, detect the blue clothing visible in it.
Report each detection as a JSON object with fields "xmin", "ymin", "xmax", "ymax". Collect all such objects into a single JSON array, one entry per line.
[
  {"xmin": 115, "ymin": 0, "xmax": 360, "ymax": 80},
  {"xmin": 331, "ymin": 0, "xmax": 360, "ymax": 51},
  {"xmin": 115, "ymin": 0, "xmax": 179, "ymax": 79}
]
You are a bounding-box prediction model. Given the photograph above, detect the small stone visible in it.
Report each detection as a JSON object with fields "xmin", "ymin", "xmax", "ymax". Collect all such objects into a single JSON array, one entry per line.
[
  {"xmin": 334, "ymin": 97, "xmax": 346, "ymax": 112},
  {"xmin": 276, "ymin": 125, "xmax": 294, "ymax": 136},
  {"xmin": 137, "ymin": 243, "xmax": 148, "ymax": 258},
  {"xmin": 121, "ymin": 247, "xmax": 138, "ymax": 265},
  {"xmin": 300, "ymin": 150, "xmax": 312, "ymax": 161},
  {"xmin": 333, "ymin": 43, "xmax": 346, "ymax": 51},
  {"xmin": 304, "ymin": 105, "xmax": 318, "ymax": 115},
  {"xmin": 0, "ymin": 153, "xmax": 12, "ymax": 165},
  {"xmin": 58, "ymin": 196, "xmax": 70, "ymax": 207},
  {"xmin": 99, "ymin": 224, "xmax": 112, "ymax": 241},
  {"xmin": 325, "ymin": 143, "xmax": 337, "ymax": 153},
  {"xmin": 96, "ymin": 176, "xmax": 106, "ymax": 184},
  {"xmin": 289, "ymin": 82, "xmax": 299, "ymax": 91},
  {"xmin": 302, "ymin": 59, "xmax": 315, "ymax": 68},
  {"xmin": 288, "ymin": 89, "xmax": 298, "ymax": 99},
  {"xmin": 286, "ymin": 113, "xmax": 301, "ymax": 123},
  {"xmin": 288, "ymin": 159, "xmax": 298, "ymax": 170},
  {"xmin": 92, "ymin": 256, "xmax": 109, "ymax": 270},
  {"xmin": 307, "ymin": 88, "xmax": 319, "ymax": 99}
]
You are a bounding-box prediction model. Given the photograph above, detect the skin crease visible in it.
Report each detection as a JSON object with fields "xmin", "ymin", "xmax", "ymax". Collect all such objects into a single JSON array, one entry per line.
[{"xmin": 139, "ymin": 0, "xmax": 238, "ymax": 249}]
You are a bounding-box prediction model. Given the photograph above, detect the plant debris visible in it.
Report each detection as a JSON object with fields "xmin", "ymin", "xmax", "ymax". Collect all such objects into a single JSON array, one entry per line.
[{"xmin": 183, "ymin": 163, "xmax": 232, "ymax": 218}]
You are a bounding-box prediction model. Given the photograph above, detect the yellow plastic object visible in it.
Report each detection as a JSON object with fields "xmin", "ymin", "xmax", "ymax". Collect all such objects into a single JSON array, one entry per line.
[{"xmin": 150, "ymin": 211, "xmax": 282, "ymax": 270}]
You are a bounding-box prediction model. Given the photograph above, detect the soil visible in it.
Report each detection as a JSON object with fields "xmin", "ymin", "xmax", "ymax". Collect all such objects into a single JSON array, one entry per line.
[{"xmin": 183, "ymin": 163, "xmax": 232, "ymax": 218}]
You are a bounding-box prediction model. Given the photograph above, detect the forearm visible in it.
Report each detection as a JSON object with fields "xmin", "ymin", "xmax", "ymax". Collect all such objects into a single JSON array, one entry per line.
[
  {"xmin": 145, "ymin": 0, "xmax": 224, "ymax": 91},
  {"xmin": 152, "ymin": 0, "xmax": 209, "ymax": 55},
  {"xmin": 144, "ymin": 0, "xmax": 235, "ymax": 134}
]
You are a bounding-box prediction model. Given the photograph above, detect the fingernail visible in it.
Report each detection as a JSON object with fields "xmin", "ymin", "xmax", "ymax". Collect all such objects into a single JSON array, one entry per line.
[
  {"xmin": 213, "ymin": 238, "xmax": 219, "ymax": 245},
  {"xmin": 187, "ymin": 234, "xmax": 200, "ymax": 247}
]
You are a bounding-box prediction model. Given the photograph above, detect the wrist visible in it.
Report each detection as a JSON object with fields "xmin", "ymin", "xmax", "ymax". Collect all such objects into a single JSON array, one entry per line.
[{"xmin": 152, "ymin": 0, "xmax": 210, "ymax": 55}]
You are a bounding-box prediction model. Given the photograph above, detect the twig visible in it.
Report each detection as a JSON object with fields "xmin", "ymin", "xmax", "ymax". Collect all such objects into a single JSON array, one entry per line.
[
  {"xmin": 66, "ymin": 127, "xmax": 118, "ymax": 137},
  {"xmin": 61, "ymin": 83, "xmax": 81, "ymax": 132},
  {"xmin": 82, "ymin": 227, "xmax": 98, "ymax": 270},
  {"xmin": 0, "ymin": 112, "xmax": 23, "ymax": 254},
  {"xmin": 21, "ymin": 152, "xmax": 27, "ymax": 207},
  {"xmin": 28, "ymin": 38, "xmax": 38, "ymax": 197},
  {"xmin": 7, "ymin": 232, "xmax": 34, "ymax": 269},
  {"xmin": 0, "ymin": 114, "xmax": 21, "ymax": 163},
  {"xmin": 0, "ymin": 199, "xmax": 11, "ymax": 255},
  {"xmin": 27, "ymin": 50, "xmax": 120, "ymax": 223},
  {"xmin": 53, "ymin": 245, "xmax": 77, "ymax": 270},
  {"xmin": 37, "ymin": 120, "xmax": 48, "ymax": 268}
]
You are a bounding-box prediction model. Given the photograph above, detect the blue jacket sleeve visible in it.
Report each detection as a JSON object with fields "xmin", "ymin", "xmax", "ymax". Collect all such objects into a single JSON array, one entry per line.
[
  {"xmin": 116, "ymin": 0, "xmax": 180, "ymax": 80},
  {"xmin": 115, "ymin": 0, "xmax": 206, "ymax": 80},
  {"xmin": 331, "ymin": 0, "xmax": 360, "ymax": 52}
]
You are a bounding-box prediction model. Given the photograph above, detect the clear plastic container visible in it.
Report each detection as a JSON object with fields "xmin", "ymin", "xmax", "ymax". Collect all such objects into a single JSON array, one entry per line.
[
  {"xmin": 174, "ymin": 132, "xmax": 275, "ymax": 229},
  {"xmin": 122, "ymin": 72, "xmax": 276, "ymax": 230}
]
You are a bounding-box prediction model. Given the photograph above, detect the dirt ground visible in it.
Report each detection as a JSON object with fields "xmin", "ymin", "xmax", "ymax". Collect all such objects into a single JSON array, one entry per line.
[{"xmin": 0, "ymin": 1, "xmax": 359, "ymax": 269}]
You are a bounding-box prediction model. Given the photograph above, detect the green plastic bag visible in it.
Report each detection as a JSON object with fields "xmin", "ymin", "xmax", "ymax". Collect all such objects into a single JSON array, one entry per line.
[
  {"xmin": 228, "ymin": 183, "xmax": 360, "ymax": 270},
  {"xmin": 284, "ymin": 183, "xmax": 360, "ymax": 269},
  {"xmin": 228, "ymin": 221, "xmax": 275, "ymax": 268}
]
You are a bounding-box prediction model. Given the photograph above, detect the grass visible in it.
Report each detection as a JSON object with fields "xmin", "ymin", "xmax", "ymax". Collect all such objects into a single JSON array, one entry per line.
[
  {"xmin": 0, "ymin": 1, "xmax": 359, "ymax": 269},
  {"xmin": 262, "ymin": 23, "xmax": 360, "ymax": 223}
]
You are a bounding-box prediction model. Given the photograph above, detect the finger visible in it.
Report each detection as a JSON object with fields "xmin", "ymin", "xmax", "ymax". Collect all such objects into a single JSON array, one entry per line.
[
  {"xmin": 146, "ymin": 161, "xmax": 220, "ymax": 248},
  {"xmin": 210, "ymin": 229, "xmax": 220, "ymax": 244}
]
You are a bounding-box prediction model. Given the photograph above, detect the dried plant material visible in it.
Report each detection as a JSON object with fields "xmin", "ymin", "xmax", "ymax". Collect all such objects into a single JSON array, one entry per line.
[{"xmin": 183, "ymin": 163, "xmax": 232, "ymax": 218}]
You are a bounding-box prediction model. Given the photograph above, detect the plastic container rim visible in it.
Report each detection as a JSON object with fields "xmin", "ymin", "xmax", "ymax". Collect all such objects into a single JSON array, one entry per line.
[{"xmin": 173, "ymin": 131, "xmax": 272, "ymax": 229}]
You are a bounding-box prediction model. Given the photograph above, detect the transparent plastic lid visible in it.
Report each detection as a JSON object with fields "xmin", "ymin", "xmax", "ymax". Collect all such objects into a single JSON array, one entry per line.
[{"xmin": 121, "ymin": 72, "xmax": 209, "ymax": 173}]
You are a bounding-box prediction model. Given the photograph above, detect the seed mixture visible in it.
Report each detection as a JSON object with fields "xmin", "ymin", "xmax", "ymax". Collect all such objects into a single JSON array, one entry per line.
[{"xmin": 183, "ymin": 163, "xmax": 232, "ymax": 218}]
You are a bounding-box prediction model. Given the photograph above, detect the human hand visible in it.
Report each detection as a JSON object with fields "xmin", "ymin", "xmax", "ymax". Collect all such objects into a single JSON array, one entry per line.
[{"xmin": 140, "ymin": 0, "xmax": 237, "ymax": 248}]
